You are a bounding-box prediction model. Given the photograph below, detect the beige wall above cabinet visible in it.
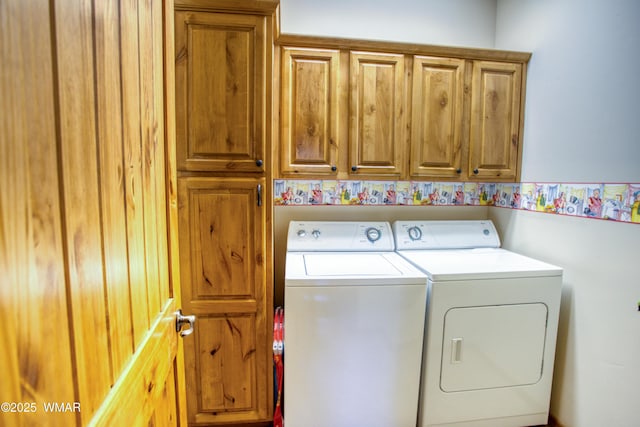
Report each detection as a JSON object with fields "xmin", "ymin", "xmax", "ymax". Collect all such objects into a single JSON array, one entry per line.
[
  {"xmin": 276, "ymin": 35, "xmax": 530, "ymax": 182},
  {"xmin": 175, "ymin": 10, "xmax": 268, "ymax": 173}
]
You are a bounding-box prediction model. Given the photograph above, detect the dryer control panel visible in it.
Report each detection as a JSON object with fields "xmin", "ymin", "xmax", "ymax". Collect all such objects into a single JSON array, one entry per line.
[
  {"xmin": 287, "ymin": 221, "xmax": 394, "ymax": 252},
  {"xmin": 393, "ymin": 220, "xmax": 501, "ymax": 250}
]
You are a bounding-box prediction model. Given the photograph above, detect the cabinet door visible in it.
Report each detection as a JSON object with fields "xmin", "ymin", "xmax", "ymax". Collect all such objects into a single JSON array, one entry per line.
[
  {"xmin": 178, "ymin": 177, "xmax": 271, "ymax": 424},
  {"xmin": 410, "ymin": 56, "xmax": 465, "ymax": 178},
  {"xmin": 349, "ymin": 52, "xmax": 405, "ymax": 177},
  {"xmin": 469, "ymin": 61, "xmax": 523, "ymax": 181},
  {"xmin": 280, "ymin": 47, "xmax": 341, "ymax": 176},
  {"xmin": 175, "ymin": 11, "xmax": 266, "ymax": 172}
]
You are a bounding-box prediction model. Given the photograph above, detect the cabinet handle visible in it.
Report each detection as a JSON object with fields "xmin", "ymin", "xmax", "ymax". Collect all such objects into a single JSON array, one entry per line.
[
  {"xmin": 351, "ymin": 165, "xmax": 358, "ymax": 172},
  {"xmin": 257, "ymin": 184, "xmax": 262, "ymax": 206},
  {"xmin": 473, "ymin": 168, "xmax": 479, "ymax": 175},
  {"xmin": 256, "ymin": 159, "xmax": 263, "ymax": 167},
  {"xmin": 456, "ymin": 168, "xmax": 462, "ymax": 174},
  {"xmin": 331, "ymin": 165, "xmax": 337, "ymax": 172}
]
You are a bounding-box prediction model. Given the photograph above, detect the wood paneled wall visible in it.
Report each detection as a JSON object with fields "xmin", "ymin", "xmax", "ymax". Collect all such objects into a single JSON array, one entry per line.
[{"xmin": 1, "ymin": 0, "xmax": 179, "ymax": 425}]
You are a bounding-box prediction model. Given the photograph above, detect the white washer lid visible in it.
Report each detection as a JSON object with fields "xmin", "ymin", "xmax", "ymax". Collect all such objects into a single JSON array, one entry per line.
[
  {"xmin": 304, "ymin": 253, "xmax": 401, "ymax": 276},
  {"xmin": 398, "ymin": 248, "xmax": 562, "ymax": 281},
  {"xmin": 285, "ymin": 252, "xmax": 427, "ymax": 286}
]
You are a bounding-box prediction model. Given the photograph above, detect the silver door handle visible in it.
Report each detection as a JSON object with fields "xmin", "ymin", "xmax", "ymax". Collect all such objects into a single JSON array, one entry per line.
[{"xmin": 175, "ymin": 309, "xmax": 196, "ymax": 337}]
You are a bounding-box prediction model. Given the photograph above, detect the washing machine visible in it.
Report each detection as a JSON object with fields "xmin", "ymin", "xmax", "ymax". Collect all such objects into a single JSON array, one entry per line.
[
  {"xmin": 393, "ymin": 220, "xmax": 563, "ymax": 427},
  {"xmin": 284, "ymin": 221, "xmax": 428, "ymax": 427}
]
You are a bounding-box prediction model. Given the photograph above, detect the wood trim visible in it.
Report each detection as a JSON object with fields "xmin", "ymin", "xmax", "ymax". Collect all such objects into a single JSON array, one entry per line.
[
  {"xmin": 175, "ymin": 0, "xmax": 279, "ymax": 14},
  {"xmin": 277, "ymin": 34, "xmax": 531, "ymax": 63},
  {"xmin": 162, "ymin": 0, "xmax": 189, "ymax": 424},
  {"xmin": 88, "ymin": 300, "xmax": 179, "ymax": 427},
  {"xmin": 515, "ymin": 62, "xmax": 528, "ymax": 183}
]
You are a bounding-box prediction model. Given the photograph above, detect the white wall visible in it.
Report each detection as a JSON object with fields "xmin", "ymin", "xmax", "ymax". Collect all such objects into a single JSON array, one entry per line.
[
  {"xmin": 489, "ymin": 208, "xmax": 639, "ymax": 427},
  {"xmin": 278, "ymin": 2, "xmax": 640, "ymax": 426},
  {"xmin": 280, "ymin": 0, "xmax": 497, "ymax": 48},
  {"xmin": 494, "ymin": 1, "xmax": 640, "ymax": 426},
  {"xmin": 495, "ymin": 0, "xmax": 640, "ymax": 182}
]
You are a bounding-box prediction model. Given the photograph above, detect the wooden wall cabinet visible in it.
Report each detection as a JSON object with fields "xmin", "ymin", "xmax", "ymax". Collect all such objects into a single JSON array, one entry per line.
[
  {"xmin": 469, "ymin": 60, "xmax": 523, "ymax": 181},
  {"xmin": 279, "ymin": 47, "xmax": 406, "ymax": 179},
  {"xmin": 174, "ymin": 1, "xmax": 277, "ymax": 425},
  {"xmin": 349, "ymin": 52, "xmax": 406, "ymax": 177},
  {"xmin": 280, "ymin": 47, "xmax": 341, "ymax": 175},
  {"xmin": 175, "ymin": 10, "xmax": 267, "ymax": 173},
  {"xmin": 410, "ymin": 56, "xmax": 466, "ymax": 179},
  {"xmin": 277, "ymin": 36, "xmax": 529, "ymax": 182}
]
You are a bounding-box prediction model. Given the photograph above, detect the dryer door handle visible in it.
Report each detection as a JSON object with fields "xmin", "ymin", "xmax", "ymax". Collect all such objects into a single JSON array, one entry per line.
[{"xmin": 450, "ymin": 338, "xmax": 463, "ymax": 364}]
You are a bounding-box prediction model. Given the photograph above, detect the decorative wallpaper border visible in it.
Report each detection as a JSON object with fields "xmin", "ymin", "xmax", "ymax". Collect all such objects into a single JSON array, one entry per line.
[{"xmin": 274, "ymin": 180, "xmax": 640, "ymax": 225}]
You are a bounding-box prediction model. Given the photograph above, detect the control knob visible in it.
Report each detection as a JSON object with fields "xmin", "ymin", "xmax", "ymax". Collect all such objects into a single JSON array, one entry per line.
[
  {"xmin": 365, "ymin": 227, "xmax": 382, "ymax": 243},
  {"xmin": 407, "ymin": 226, "xmax": 422, "ymax": 241}
]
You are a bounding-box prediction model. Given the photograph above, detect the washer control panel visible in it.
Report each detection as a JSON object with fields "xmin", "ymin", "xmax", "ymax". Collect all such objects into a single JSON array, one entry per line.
[
  {"xmin": 393, "ymin": 220, "xmax": 501, "ymax": 250},
  {"xmin": 287, "ymin": 221, "xmax": 394, "ymax": 252}
]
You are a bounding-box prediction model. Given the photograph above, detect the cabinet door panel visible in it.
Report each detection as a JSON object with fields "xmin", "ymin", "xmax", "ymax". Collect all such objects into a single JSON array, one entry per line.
[
  {"xmin": 410, "ymin": 56, "xmax": 465, "ymax": 178},
  {"xmin": 190, "ymin": 187, "xmax": 255, "ymax": 299},
  {"xmin": 197, "ymin": 315, "xmax": 257, "ymax": 413},
  {"xmin": 178, "ymin": 177, "xmax": 270, "ymax": 424},
  {"xmin": 469, "ymin": 61, "xmax": 522, "ymax": 181},
  {"xmin": 281, "ymin": 47, "xmax": 340, "ymax": 175},
  {"xmin": 175, "ymin": 11, "xmax": 266, "ymax": 172},
  {"xmin": 350, "ymin": 52, "xmax": 405, "ymax": 176}
]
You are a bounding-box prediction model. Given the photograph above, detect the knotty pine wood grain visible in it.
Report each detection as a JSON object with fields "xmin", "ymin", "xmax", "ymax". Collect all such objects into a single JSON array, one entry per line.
[
  {"xmin": 469, "ymin": 61, "xmax": 522, "ymax": 181},
  {"xmin": 94, "ymin": 0, "xmax": 135, "ymax": 381},
  {"xmin": 54, "ymin": 0, "xmax": 112, "ymax": 419},
  {"xmin": 175, "ymin": 11, "xmax": 267, "ymax": 172},
  {"xmin": 2, "ymin": 0, "xmax": 187, "ymax": 425},
  {"xmin": 410, "ymin": 56, "xmax": 465, "ymax": 178},
  {"xmin": 1, "ymin": 1, "xmax": 76, "ymax": 425},
  {"xmin": 178, "ymin": 177, "xmax": 271, "ymax": 423},
  {"xmin": 280, "ymin": 47, "xmax": 341, "ymax": 175},
  {"xmin": 349, "ymin": 51, "xmax": 405, "ymax": 176}
]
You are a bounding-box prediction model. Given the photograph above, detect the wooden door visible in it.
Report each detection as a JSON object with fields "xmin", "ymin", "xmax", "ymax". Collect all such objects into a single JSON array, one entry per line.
[
  {"xmin": 177, "ymin": 177, "xmax": 271, "ymax": 424},
  {"xmin": 469, "ymin": 61, "xmax": 523, "ymax": 181},
  {"xmin": 175, "ymin": 10, "xmax": 267, "ymax": 173},
  {"xmin": 280, "ymin": 47, "xmax": 341, "ymax": 176},
  {"xmin": 1, "ymin": 0, "xmax": 187, "ymax": 426},
  {"xmin": 349, "ymin": 51, "xmax": 406, "ymax": 177},
  {"xmin": 410, "ymin": 56, "xmax": 466, "ymax": 179}
]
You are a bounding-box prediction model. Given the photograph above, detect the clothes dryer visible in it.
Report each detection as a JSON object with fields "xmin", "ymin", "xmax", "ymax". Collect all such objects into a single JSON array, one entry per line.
[{"xmin": 394, "ymin": 220, "xmax": 563, "ymax": 427}]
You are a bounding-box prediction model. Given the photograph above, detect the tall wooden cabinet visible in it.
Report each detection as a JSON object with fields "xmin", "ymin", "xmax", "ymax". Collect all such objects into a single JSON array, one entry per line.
[
  {"xmin": 174, "ymin": 1, "xmax": 277, "ymax": 425},
  {"xmin": 276, "ymin": 36, "xmax": 530, "ymax": 182}
]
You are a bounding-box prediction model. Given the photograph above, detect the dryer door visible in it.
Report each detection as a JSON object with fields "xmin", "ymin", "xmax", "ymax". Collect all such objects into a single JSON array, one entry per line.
[{"xmin": 441, "ymin": 303, "xmax": 548, "ymax": 392}]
